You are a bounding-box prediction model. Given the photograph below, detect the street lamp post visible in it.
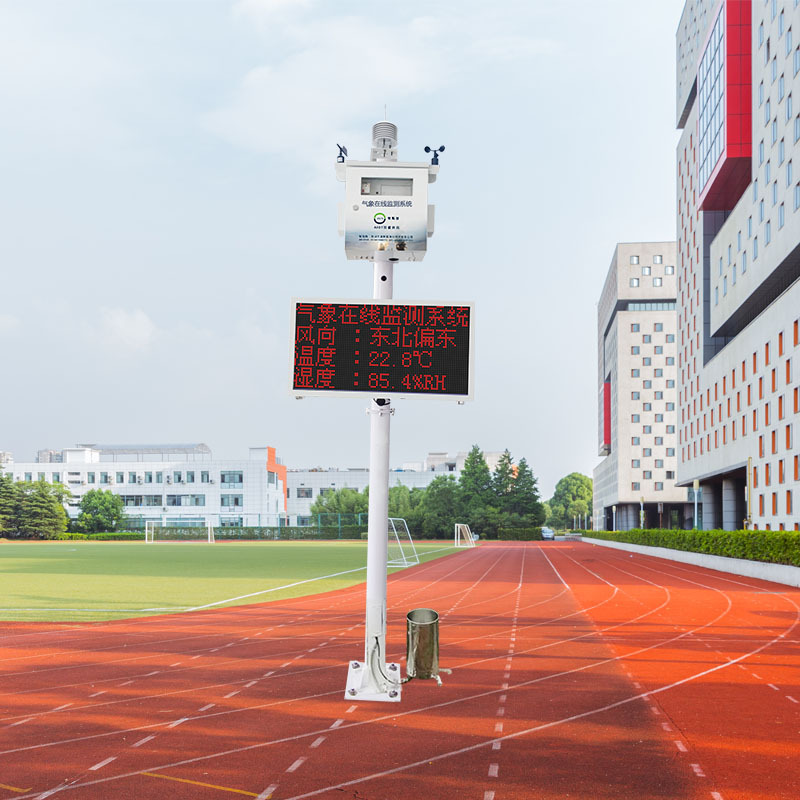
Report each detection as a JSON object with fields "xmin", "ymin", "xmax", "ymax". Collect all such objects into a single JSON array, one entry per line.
[
  {"xmin": 640, "ymin": 496, "xmax": 645, "ymax": 529},
  {"xmin": 612, "ymin": 505, "xmax": 617, "ymax": 532},
  {"xmin": 693, "ymin": 479, "xmax": 699, "ymax": 529}
]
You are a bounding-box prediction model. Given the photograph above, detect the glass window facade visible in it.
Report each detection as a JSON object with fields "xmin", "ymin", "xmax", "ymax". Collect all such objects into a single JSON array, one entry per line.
[{"xmin": 698, "ymin": 6, "xmax": 725, "ymax": 191}]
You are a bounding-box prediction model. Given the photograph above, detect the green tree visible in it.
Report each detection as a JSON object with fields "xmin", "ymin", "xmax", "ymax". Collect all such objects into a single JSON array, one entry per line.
[
  {"xmin": 492, "ymin": 449, "xmax": 515, "ymax": 512},
  {"xmin": 0, "ymin": 474, "xmax": 23, "ymax": 536},
  {"xmin": 548, "ymin": 472, "xmax": 593, "ymax": 528},
  {"xmin": 458, "ymin": 445, "xmax": 494, "ymax": 520},
  {"xmin": 507, "ymin": 458, "xmax": 545, "ymax": 523},
  {"xmin": 419, "ymin": 475, "xmax": 459, "ymax": 538},
  {"xmin": 18, "ymin": 479, "xmax": 68, "ymax": 539},
  {"xmin": 310, "ymin": 486, "xmax": 368, "ymax": 516},
  {"xmin": 76, "ymin": 489, "xmax": 125, "ymax": 533}
]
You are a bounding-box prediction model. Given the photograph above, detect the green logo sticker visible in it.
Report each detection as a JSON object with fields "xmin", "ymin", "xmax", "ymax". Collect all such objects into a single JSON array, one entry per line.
[{"xmin": 373, "ymin": 213, "xmax": 386, "ymax": 224}]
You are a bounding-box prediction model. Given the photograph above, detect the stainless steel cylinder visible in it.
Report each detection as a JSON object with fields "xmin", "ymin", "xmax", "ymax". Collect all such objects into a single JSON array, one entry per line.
[{"xmin": 406, "ymin": 608, "xmax": 439, "ymax": 680}]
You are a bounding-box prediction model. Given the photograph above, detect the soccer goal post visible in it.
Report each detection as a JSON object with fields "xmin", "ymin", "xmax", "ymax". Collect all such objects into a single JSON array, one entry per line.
[
  {"xmin": 454, "ymin": 523, "xmax": 476, "ymax": 548},
  {"xmin": 387, "ymin": 518, "xmax": 419, "ymax": 568},
  {"xmin": 144, "ymin": 520, "xmax": 215, "ymax": 543}
]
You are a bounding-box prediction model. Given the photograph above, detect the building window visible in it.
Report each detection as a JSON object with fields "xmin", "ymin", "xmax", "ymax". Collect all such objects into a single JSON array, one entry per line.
[
  {"xmin": 766, "ymin": 220, "xmax": 772, "ymax": 244},
  {"xmin": 655, "ymin": 346, "xmax": 663, "ymax": 354},
  {"xmin": 643, "ymin": 471, "xmax": 653, "ymax": 479},
  {"xmin": 665, "ymin": 265, "xmax": 675, "ymax": 275},
  {"xmin": 297, "ymin": 487, "xmax": 313, "ymax": 498},
  {"xmin": 666, "ymin": 402, "xmax": 675, "ymax": 410},
  {"xmin": 631, "ymin": 391, "xmax": 640, "ymax": 400},
  {"xmin": 655, "ymin": 414, "xmax": 664, "ymax": 422},
  {"xmin": 201, "ymin": 471, "xmax": 209, "ymax": 483},
  {"xmin": 631, "ymin": 323, "xmax": 640, "ymax": 332},
  {"xmin": 654, "ymin": 323, "xmax": 663, "ymax": 332},
  {"xmin": 632, "ymin": 483, "xmax": 640, "ymax": 491},
  {"xmin": 653, "ymin": 277, "xmax": 663, "ymax": 287},
  {"xmin": 667, "ymin": 425, "xmax": 676, "ymax": 433},
  {"xmin": 655, "ymin": 482, "xmax": 664, "ymax": 491},
  {"xmin": 631, "ymin": 460, "xmax": 640, "ymax": 468},
  {"xmin": 643, "ymin": 448, "xmax": 652, "ymax": 457},
  {"xmin": 654, "ymin": 255, "xmax": 663, "ymax": 264},
  {"xmin": 116, "ymin": 472, "xmax": 124, "ymax": 484},
  {"xmin": 632, "ymin": 414, "xmax": 640, "ymax": 423},
  {"xmin": 666, "ymin": 471, "xmax": 675, "ymax": 479},
  {"xmin": 221, "ymin": 471, "xmax": 244, "ymax": 486},
  {"xmin": 186, "ymin": 471, "xmax": 195, "ymax": 483},
  {"xmin": 643, "ymin": 357, "xmax": 652, "ymax": 366},
  {"xmin": 632, "ymin": 437, "xmax": 640, "ymax": 445},
  {"xmin": 631, "ymin": 346, "xmax": 640, "ymax": 354},
  {"xmin": 642, "ymin": 266, "xmax": 651, "ymax": 275},
  {"xmin": 630, "ymin": 255, "xmax": 639, "ymax": 264},
  {"xmin": 643, "ymin": 402, "xmax": 652, "ymax": 411},
  {"xmin": 87, "ymin": 472, "xmax": 95, "ymax": 484},
  {"xmin": 630, "ymin": 278, "xmax": 640, "ymax": 287},
  {"xmin": 643, "ymin": 334, "xmax": 652, "ymax": 343},
  {"xmin": 780, "ymin": 203, "xmax": 785, "ymax": 228},
  {"xmin": 743, "ymin": 250, "xmax": 748, "ymax": 273},
  {"xmin": 643, "ymin": 425, "xmax": 652, "ymax": 434},
  {"xmin": 666, "ymin": 334, "xmax": 675, "ymax": 343},
  {"xmin": 643, "ymin": 380, "xmax": 652, "ymax": 388},
  {"xmin": 221, "ymin": 494, "xmax": 244, "ymax": 507},
  {"xmin": 655, "ymin": 437, "xmax": 664, "ymax": 445},
  {"xmin": 754, "ymin": 237, "xmax": 759, "ymax": 260},
  {"xmin": 667, "ymin": 448, "xmax": 675, "ymax": 456},
  {"xmin": 631, "ymin": 369, "xmax": 640, "ymax": 377}
]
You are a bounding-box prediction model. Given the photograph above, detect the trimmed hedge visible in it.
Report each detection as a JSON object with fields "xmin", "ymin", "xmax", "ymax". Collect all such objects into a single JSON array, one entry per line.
[
  {"xmin": 498, "ymin": 527, "xmax": 543, "ymax": 541},
  {"xmin": 586, "ymin": 528, "xmax": 800, "ymax": 568}
]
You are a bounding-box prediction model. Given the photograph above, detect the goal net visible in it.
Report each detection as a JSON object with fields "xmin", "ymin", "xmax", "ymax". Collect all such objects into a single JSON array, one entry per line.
[
  {"xmin": 387, "ymin": 518, "xmax": 419, "ymax": 568},
  {"xmin": 454, "ymin": 523, "xmax": 476, "ymax": 548},
  {"xmin": 145, "ymin": 520, "xmax": 215, "ymax": 543}
]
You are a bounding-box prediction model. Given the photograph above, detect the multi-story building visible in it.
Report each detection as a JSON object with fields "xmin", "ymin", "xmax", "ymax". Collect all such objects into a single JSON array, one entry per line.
[
  {"xmin": 287, "ymin": 450, "xmax": 509, "ymax": 523},
  {"xmin": 594, "ymin": 242, "xmax": 693, "ymax": 530},
  {"xmin": 676, "ymin": 0, "xmax": 800, "ymax": 530},
  {"xmin": 3, "ymin": 444, "xmax": 288, "ymax": 527}
]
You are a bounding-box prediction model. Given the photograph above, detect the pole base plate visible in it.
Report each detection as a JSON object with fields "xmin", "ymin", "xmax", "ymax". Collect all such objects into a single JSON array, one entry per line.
[{"xmin": 344, "ymin": 659, "xmax": 402, "ymax": 703}]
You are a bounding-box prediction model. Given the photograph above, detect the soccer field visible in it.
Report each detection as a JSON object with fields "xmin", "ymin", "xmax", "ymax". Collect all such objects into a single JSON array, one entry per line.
[{"xmin": 0, "ymin": 540, "xmax": 461, "ymax": 622}]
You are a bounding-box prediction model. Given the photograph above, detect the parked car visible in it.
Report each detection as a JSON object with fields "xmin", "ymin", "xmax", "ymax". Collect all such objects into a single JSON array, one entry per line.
[{"xmin": 541, "ymin": 527, "xmax": 555, "ymax": 540}]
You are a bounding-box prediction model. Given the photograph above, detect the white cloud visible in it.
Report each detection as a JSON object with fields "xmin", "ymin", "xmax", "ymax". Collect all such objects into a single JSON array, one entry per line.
[
  {"xmin": 99, "ymin": 308, "xmax": 158, "ymax": 352},
  {"xmin": 205, "ymin": 7, "xmax": 558, "ymax": 176},
  {"xmin": 0, "ymin": 314, "xmax": 20, "ymax": 334}
]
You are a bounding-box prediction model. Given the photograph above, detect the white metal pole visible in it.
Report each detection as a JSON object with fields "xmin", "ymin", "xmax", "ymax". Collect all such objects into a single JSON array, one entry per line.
[{"xmin": 346, "ymin": 248, "xmax": 400, "ymax": 701}]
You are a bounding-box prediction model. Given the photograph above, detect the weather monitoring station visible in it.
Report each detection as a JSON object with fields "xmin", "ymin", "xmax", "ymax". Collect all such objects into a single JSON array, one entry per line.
[{"xmin": 291, "ymin": 121, "xmax": 473, "ymax": 702}]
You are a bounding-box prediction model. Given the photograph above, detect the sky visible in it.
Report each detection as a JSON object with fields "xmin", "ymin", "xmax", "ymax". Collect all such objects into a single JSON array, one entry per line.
[{"xmin": 0, "ymin": 0, "xmax": 685, "ymax": 498}]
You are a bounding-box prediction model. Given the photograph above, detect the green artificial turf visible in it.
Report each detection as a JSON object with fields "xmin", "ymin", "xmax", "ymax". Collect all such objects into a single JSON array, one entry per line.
[{"xmin": 0, "ymin": 540, "xmax": 460, "ymax": 622}]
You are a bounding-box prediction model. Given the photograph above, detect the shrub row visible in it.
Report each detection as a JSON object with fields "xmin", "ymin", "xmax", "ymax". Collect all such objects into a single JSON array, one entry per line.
[
  {"xmin": 57, "ymin": 531, "xmax": 145, "ymax": 541},
  {"xmin": 586, "ymin": 528, "xmax": 800, "ymax": 568},
  {"xmin": 497, "ymin": 527, "xmax": 543, "ymax": 541}
]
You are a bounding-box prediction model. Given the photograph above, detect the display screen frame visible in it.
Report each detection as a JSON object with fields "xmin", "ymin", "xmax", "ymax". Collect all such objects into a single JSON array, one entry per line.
[{"xmin": 290, "ymin": 298, "xmax": 474, "ymax": 400}]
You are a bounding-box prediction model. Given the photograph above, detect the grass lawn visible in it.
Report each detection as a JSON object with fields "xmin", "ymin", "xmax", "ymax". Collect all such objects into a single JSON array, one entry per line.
[{"xmin": 0, "ymin": 540, "xmax": 461, "ymax": 622}]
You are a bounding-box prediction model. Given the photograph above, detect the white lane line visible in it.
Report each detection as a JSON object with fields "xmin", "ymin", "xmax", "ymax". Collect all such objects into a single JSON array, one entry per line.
[
  {"xmin": 132, "ymin": 735, "xmax": 155, "ymax": 747},
  {"xmin": 488, "ymin": 763, "xmax": 499, "ymax": 777},
  {"xmin": 661, "ymin": 722, "xmax": 673, "ymax": 732},
  {"xmin": 118, "ymin": 680, "xmax": 134, "ymax": 686},
  {"xmin": 711, "ymin": 792, "xmax": 724, "ymax": 799},
  {"xmin": 8, "ymin": 718, "xmax": 33, "ymax": 727},
  {"xmin": 786, "ymin": 695, "xmax": 799, "ymax": 703},
  {"xmin": 501, "ymin": 683, "xmax": 509, "ymax": 690},
  {"xmin": 483, "ymin": 792, "xmax": 495, "ymax": 800},
  {"xmin": 280, "ymin": 662, "xmax": 291, "ymax": 668},
  {"xmin": 263, "ymin": 671, "xmax": 275, "ymax": 677},
  {"xmin": 245, "ymin": 681, "xmax": 257, "ymax": 688},
  {"xmin": 145, "ymin": 671, "xmax": 160, "ymax": 677},
  {"xmin": 494, "ymin": 722, "xmax": 503, "ymax": 733},
  {"xmin": 190, "ymin": 655, "xmax": 201, "ymax": 660},
  {"xmin": 224, "ymin": 691, "xmax": 240, "ymax": 699},
  {"xmin": 51, "ymin": 703, "xmax": 72, "ymax": 712},
  {"xmin": 187, "ymin": 565, "xmax": 368, "ymax": 611},
  {"xmin": 89, "ymin": 756, "xmax": 116, "ymax": 771},
  {"xmin": 691, "ymin": 763, "xmax": 706, "ymax": 777},
  {"xmin": 496, "ymin": 708, "xmax": 505, "ymax": 716},
  {"xmin": 767, "ymin": 683, "xmax": 780, "ymax": 691},
  {"xmin": 499, "ymin": 695, "xmax": 507, "ymax": 703},
  {"xmin": 257, "ymin": 784, "xmax": 278, "ymax": 799},
  {"xmin": 650, "ymin": 705, "xmax": 661, "ymax": 715},
  {"xmin": 675, "ymin": 741, "xmax": 688, "ymax": 752},
  {"xmin": 750, "ymin": 673, "xmax": 762, "ymax": 680},
  {"xmin": 286, "ymin": 757, "xmax": 306, "ymax": 773},
  {"xmin": 168, "ymin": 717, "xmax": 188, "ymax": 728},
  {"xmin": 198, "ymin": 704, "xmax": 215, "ymax": 712},
  {"xmin": 492, "ymin": 741, "xmax": 501, "ymax": 750},
  {"xmin": 310, "ymin": 736, "xmax": 326, "ymax": 748},
  {"xmin": 170, "ymin": 662, "xmax": 181, "ymax": 667},
  {"xmin": 346, "ymin": 705, "xmax": 357, "ymax": 713},
  {"xmin": 35, "ymin": 789, "xmax": 61, "ymax": 799},
  {"xmin": 89, "ymin": 691, "xmax": 105, "ymax": 698},
  {"xmin": 330, "ymin": 719, "xmax": 344, "ymax": 729}
]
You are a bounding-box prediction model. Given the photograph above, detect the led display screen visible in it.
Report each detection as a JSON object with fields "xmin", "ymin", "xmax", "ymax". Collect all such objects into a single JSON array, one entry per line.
[{"xmin": 291, "ymin": 300, "xmax": 473, "ymax": 398}]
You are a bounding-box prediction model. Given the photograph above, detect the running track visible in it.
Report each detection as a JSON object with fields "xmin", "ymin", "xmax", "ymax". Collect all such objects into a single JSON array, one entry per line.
[{"xmin": 1, "ymin": 541, "xmax": 798, "ymax": 800}]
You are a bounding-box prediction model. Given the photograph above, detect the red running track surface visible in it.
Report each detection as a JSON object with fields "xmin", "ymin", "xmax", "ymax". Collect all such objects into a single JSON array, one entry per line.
[{"xmin": 0, "ymin": 541, "xmax": 798, "ymax": 800}]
